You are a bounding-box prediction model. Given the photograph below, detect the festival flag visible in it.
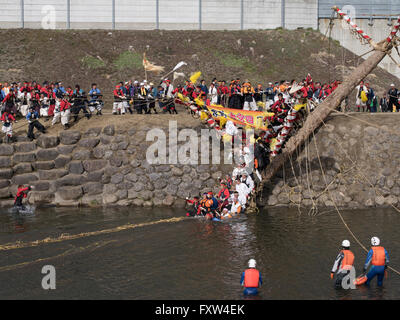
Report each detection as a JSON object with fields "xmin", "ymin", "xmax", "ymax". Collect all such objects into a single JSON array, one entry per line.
[
  {"xmin": 190, "ymin": 71, "xmax": 202, "ymax": 84},
  {"xmin": 206, "ymin": 105, "xmax": 274, "ymax": 131},
  {"xmin": 173, "ymin": 72, "xmax": 186, "ymax": 81},
  {"xmin": 172, "ymin": 61, "xmax": 187, "ymax": 71},
  {"xmin": 143, "ymin": 53, "xmax": 165, "ymax": 74}
]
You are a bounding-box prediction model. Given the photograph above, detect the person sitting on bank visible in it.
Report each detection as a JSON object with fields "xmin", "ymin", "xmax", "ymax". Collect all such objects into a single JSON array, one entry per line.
[
  {"xmin": 330, "ymin": 240, "xmax": 355, "ymax": 289},
  {"xmin": 241, "ymin": 259, "xmax": 262, "ymax": 296}
]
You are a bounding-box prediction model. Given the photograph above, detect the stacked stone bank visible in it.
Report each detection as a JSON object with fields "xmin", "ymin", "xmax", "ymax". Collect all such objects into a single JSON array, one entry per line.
[
  {"xmin": 0, "ymin": 125, "xmax": 231, "ymax": 208},
  {"xmin": 263, "ymin": 114, "xmax": 400, "ymax": 209}
]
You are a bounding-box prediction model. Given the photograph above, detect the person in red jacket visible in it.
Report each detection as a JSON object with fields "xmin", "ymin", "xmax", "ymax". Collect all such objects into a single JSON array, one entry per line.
[
  {"xmin": 14, "ymin": 185, "xmax": 34, "ymax": 208},
  {"xmin": 217, "ymin": 181, "xmax": 230, "ymax": 211},
  {"xmin": 1, "ymin": 111, "xmax": 16, "ymax": 143},
  {"xmin": 217, "ymin": 80, "xmax": 229, "ymax": 106},
  {"xmin": 2, "ymin": 89, "xmax": 17, "ymax": 115},
  {"xmin": 185, "ymin": 196, "xmax": 200, "ymax": 217}
]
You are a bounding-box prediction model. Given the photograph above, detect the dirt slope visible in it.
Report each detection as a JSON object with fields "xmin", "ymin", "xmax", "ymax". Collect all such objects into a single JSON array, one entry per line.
[{"xmin": 0, "ymin": 28, "xmax": 398, "ymax": 108}]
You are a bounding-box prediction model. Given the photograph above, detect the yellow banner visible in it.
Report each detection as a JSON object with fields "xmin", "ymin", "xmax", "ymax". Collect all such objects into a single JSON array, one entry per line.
[{"xmin": 206, "ymin": 105, "xmax": 274, "ymax": 131}]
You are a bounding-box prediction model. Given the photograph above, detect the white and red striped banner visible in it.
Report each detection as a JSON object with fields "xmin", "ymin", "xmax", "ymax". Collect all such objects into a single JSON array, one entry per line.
[
  {"xmin": 387, "ymin": 17, "xmax": 400, "ymax": 43},
  {"xmin": 333, "ymin": 7, "xmax": 373, "ymax": 43}
]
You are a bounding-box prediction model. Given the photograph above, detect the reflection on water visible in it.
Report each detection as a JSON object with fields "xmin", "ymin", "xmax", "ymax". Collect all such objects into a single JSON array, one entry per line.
[{"xmin": 0, "ymin": 206, "xmax": 399, "ymax": 299}]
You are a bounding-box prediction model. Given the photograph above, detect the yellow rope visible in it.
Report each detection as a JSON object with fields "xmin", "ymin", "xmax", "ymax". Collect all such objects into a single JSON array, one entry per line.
[
  {"xmin": 0, "ymin": 217, "xmax": 185, "ymax": 252},
  {"xmin": 0, "ymin": 240, "xmax": 116, "ymax": 273}
]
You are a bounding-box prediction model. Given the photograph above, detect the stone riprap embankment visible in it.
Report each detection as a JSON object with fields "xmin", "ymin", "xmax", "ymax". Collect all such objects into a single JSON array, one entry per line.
[
  {"xmin": 263, "ymin": 113, "xmax": 400, "ymax": 209},
  {"xmin": 0, "ymin": 124, "xmax": 231, "ymax": 208},
  {"xmin": 1, "ymin": 113, "xmax": 399, "ymax": 209}
]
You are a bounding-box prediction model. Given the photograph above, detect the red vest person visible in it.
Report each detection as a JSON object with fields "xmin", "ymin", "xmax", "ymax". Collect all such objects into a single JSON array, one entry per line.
[
  {"xmin": 241, "ymin": 259, "xmax": 262, "ymax": 296},
  {"xmin": 330, "ymin": 240, "xmax": 355, "ymax": 288}
]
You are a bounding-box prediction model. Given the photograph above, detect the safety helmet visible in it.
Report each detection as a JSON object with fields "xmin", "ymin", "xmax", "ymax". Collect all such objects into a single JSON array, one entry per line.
[
  {"xmin": 371, "ymin": 237, "xmax": 380, "ymax": 246},
  {"xmin": 342, "ymin": 240, "xmax": 350, "ymax": 248},
  {"xmin": 248, "ymin": 259, "xmax": 256, "ymax": 268}
]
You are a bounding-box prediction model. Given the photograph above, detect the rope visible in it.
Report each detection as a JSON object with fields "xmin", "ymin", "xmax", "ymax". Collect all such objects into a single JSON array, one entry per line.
[
  {"xmin": 312, "ymin": 114, "xmax": 400, "ymax": 276},
  {"xmin": 0, "ymin": 216, "xmax": 185, "ymax": 252},
  {"xmin": 0, "ymin": 240, "xmax": 116, "ymax": 273}
]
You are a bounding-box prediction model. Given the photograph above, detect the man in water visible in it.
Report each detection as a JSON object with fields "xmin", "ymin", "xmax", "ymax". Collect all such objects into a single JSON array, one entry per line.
[
  {"xmin": 363, "ymin": 236, "xmax": 389, "ymax": 287},
  {"xmin": 241, "ymin": 259, "xmax": 262, "ymax": 296},
  {"xmin": 330, "ymin": 240, "xmax": 354, "ymax": 289},
  {"xmin": 14, "ymin": 185, "xmax": 34, "ymax": 209}
]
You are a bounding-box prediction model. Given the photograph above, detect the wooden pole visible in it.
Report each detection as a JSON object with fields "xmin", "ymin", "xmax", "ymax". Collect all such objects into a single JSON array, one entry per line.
[{"xmin": 261, "ymin": 41, "xmax": 390, "ymax": 184}]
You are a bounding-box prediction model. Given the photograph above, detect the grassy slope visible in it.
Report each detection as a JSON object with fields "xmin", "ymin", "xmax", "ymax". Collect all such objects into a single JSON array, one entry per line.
[{"xmin": 0, "ymin": 28, "xmax": 398, "ymax": 108}]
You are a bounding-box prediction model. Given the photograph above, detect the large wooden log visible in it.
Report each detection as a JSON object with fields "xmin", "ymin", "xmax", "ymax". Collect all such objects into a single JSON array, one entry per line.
[{"xmin": 261, "ymin": 42, "xmax": 390, "ymax": 183}]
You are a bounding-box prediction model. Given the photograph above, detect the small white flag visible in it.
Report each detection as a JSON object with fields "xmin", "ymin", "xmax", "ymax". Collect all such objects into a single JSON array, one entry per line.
[
  {"xmin": 172, "ymin": 61, "xmax": 187, "ymax": 72},
  {"xmin": 173, "ymin": 72, "xmax": 185, "ymax": 80}
]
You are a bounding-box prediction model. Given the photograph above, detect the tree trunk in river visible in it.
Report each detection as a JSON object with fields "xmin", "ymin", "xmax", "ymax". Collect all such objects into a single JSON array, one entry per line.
[{"xmin": 261, "ymin": 40, "xmax": 391, "ymax": 185}]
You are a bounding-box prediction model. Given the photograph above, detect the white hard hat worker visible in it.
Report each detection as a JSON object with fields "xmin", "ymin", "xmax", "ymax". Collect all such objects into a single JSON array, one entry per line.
[
  {"xmin": 371, "ymin": 236, "xmax": 380, "ymax": 246},
  {"xmin": 242, "ymin": 258, "xmax": 262, "ymax": 296},
  {"xmin": 248, "ymin": 259, "xmax": 256, "ymax": 268},
  {"xmin": 342, "ymin": 240, "xmax": 350, "ymax": 248}
]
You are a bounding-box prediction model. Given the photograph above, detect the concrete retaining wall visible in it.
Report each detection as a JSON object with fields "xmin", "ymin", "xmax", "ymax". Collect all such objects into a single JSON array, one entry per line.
[{"xmin": 319, "ymin": 18, "xmax": 400, "ymax": 81}]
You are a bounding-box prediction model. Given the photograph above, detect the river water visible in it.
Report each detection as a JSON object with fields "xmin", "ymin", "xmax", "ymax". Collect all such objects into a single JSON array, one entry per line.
[{"xmin": 0, "ymin": 205, "xmax": 398, "ymax": 300}]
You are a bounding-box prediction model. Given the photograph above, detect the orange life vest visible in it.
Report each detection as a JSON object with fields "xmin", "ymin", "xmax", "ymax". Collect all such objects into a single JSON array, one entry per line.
[
  {"xmin": 205, "ymin": 199, "xmax": 213, "ymax": 208},
  {"xmin": 341, "ymin": 250, "xmax": 354, "ymax": 270},
  {"xmin": 244, "ymin": 268, "xmax": 260, "ymax": 288},
  {"xmin": 371, "ymin": 246, "xmax": 386, "ymax": 266}
]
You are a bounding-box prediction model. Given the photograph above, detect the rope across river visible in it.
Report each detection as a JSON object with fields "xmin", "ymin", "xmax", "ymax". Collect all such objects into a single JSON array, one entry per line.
[{"xmin": 0, "ymin": 216, "xmax": 185, "ymax": 252}]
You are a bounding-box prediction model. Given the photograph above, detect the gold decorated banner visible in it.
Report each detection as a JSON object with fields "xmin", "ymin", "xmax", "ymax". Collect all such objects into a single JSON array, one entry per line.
[{"xmin": 206, "ymin": 105, "xmax": 274, "ymax": 131}]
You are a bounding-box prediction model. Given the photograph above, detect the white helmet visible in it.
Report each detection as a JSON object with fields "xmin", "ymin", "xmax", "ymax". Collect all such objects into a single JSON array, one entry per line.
[
  {"xmin": 248, "ymin": 259, "xmax": 256, "ymax": 268},
  {"xmin": 371, "ymin": 237, "xmax": 380, "ymax": 246},
  {"xmin": 342, "ymin": 240, "xmax": 350, "ymax": 248}
]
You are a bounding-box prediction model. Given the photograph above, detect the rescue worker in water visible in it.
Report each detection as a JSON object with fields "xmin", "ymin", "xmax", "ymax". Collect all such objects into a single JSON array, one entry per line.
[
  {"xmin": 330, "ymin": 240, "xmax": 354, "ymax": 289},
  {"xmin": 363, "ymin": 236, "xmax": 389, "ymax": 287},
  {"xmin": 241, "ymin": 259, "xmax": 262, "ymax": 295}
]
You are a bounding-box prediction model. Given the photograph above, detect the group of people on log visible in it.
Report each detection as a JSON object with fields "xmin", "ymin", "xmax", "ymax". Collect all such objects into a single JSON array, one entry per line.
[{"xmin": 185, "ymin": 169, "xmax": 256, "ymax": 221}]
